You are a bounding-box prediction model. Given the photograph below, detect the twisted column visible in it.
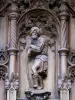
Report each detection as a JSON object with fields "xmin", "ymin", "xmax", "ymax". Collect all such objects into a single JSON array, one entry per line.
[
  {"xmin": 8, "ymin": 1, "xmax": 18, "ymax": 78},
  {"xmin": 58, "ymin": 1, "xmax": 70, "ymax": 100},
  {"xmin": 10, "ymin": 19, "xmax": 17, "ymax": 48},
  {"xmin": 60, "ymin": 17, "xmax": 68, "ymax": 48},
  {"xmin": 58, "ymin": 1, "xmax": 70, "ymax": 79},
  {"xmin": 7, "ymin": 1, "xmax": 19, "ymax": 100}
]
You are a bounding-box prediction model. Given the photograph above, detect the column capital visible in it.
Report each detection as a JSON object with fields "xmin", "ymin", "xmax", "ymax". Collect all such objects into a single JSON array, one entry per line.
[
  {"xmin": 58, "ymin": 0, "xmax": 70, "ymax": 20},
  {"xmin": 5, "ymin": 73, "xmax": 19, "ymax": 90},
  {"xmin": 58, "ymin": 77, "xmax": 71, "ymax": 90},
  {"xmin": 8, "ymin": 0, "xmax": 19, "ymax": 20}
]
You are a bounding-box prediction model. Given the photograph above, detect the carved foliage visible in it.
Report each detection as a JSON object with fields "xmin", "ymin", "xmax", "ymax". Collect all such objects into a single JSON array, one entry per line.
[
  {"xmin": 18, "ymin": 0, "xmax": 61, "ymax": 16},
  {"xmin": 18, "ymin": 0, "xmax": 55, "ymax": 12},
  {"xmin": 5, "ymin": 73, "xmax": 19, "ymax": 90},
  {"xmin": 18, "ymin": 10, "xmax": 57, "ymax": 51},
  {"xmin": 70, "ymin": 0, "xmax": 75, "ymax": 10},
  {"xmin": 0, "ymin": 0, "xmax": 8, "ymax": 9}
]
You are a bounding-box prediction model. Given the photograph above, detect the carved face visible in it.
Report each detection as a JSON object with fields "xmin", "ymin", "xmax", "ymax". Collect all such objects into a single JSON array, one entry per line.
[{"xmin": 31, "ymin": 30, "xmax": 38, "ymax": 39}]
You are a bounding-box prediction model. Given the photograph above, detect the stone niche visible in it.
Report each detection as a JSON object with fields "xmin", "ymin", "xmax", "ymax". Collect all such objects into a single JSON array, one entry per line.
[{"xmin": 18, "ymin": 8, "xmax": 60, "ymax": 99}]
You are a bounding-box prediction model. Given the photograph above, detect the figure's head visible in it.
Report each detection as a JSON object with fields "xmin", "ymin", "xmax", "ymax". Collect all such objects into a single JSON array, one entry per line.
[{"xmin": 31, "ymin": 27, "xmax": 41, "ymax": 39}]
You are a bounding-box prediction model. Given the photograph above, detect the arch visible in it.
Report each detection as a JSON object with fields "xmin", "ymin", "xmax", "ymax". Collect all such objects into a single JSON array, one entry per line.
[
  {"xmin": 18, "ymin": 8, "xmax": 60, "ymax": 26},
  {"xmin": 18, "ymin": 8, "xmax": 60, "ymax": 41}
]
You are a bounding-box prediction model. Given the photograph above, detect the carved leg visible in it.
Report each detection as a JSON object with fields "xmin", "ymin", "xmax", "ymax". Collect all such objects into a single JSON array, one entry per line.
[
  {"xmin": 38, "ymin": 75, "xmax": 43, "ymax": 89},
  {"xmin": 33, "ymin": 73, "xmax": 38, "ymax": 88},
  {"xmin": 32, "ymin": 59, "xmax": 41, "ymax": 88}
]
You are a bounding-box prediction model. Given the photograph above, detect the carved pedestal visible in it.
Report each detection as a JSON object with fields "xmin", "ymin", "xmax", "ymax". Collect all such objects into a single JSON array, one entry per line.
[{"xmin": 25, "ymin": 89, "xmax": 51, "ymax": 100}]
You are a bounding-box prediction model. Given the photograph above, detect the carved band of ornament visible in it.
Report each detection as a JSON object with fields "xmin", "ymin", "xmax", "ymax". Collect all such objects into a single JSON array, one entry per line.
[{"xmin": 8, "ymin": 12, "xmax": 19, "ymax": 20}]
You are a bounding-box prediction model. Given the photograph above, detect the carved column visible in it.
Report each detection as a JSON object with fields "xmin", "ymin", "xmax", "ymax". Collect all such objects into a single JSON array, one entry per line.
[
  {"xmin": 8, "ymin": 0, "xmax": 18, "ymax": 78},
  {"xmin": 7, "ymin": 0, "xmax": 19, "ymax": 100},
  {"xmin": 58, "ymin": 1, "xmax": 70, "ymax": 100},
  {"xmin": 58, "ymin": 1, "xmax": 69, "ymax": 80}
]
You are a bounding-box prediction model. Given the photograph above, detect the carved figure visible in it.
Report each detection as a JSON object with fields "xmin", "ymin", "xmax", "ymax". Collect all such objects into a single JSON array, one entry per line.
[{"xmin": 27, "ymin": 27, "xmax": 49, "ymax": 89}]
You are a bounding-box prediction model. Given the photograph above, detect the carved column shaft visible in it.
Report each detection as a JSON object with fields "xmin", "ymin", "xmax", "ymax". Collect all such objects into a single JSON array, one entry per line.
[
  {"xmin": 10, "ymin": 19, "xmax": 17, "ymax": 48},
  {"xmin": 58, "ymin": 1, "xmax": 71, "ymax": 100},
  {"xmin": 8, "ymin": 1, "xmax": 18, "ymax": 78},
  {"xmin": 60, "ymin": 16, "xmax": 68, "ymax": 48},
  {"xmin": 6, "ymin": 1, "xmax": 19, "ymax": 100},
  {"xmin": 58, "ymin": 2, "xmax": 69, "ymax": 79},
  {"xmin": 9, "ymin": 52, "xmax": 16, "ymax": 77}
]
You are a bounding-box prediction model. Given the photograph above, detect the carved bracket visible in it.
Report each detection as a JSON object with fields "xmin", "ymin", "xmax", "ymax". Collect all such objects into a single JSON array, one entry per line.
[{"xmin": 25, "ymin": 90, "xmax": 51, "ymax": 100}]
